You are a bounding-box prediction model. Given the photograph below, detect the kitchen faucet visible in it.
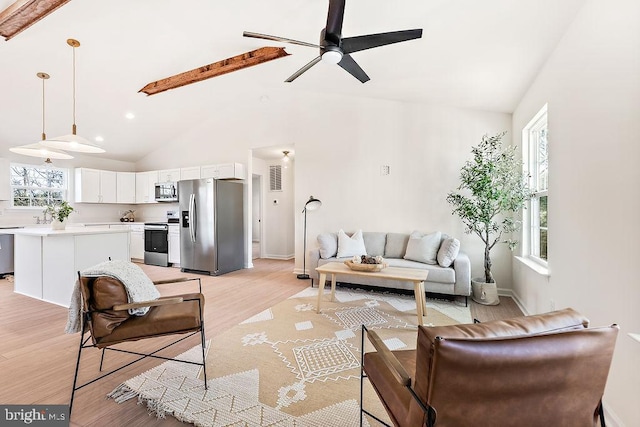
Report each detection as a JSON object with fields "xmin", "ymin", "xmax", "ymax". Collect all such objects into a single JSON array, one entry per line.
[{"xmin": 33, "ymin": 215, "xmax": 41, "ymax": 224}]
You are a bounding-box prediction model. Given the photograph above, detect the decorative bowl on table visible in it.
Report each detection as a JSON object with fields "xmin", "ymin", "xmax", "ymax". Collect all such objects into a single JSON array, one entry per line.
[{"xmin": 344, "ymin": 255, "xmax": 388, "ymax": 272}]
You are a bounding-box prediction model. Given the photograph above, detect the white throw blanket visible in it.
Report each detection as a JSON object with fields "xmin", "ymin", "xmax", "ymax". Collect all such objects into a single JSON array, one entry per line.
[{"xmin": 65, "ymin": 260, "xmax": 161, "ymax": 334}]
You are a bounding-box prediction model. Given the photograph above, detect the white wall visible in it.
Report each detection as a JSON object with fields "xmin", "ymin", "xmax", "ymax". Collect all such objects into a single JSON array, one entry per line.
[
  {"xmin": 512, "ymin": 0, "xmax": 640, "ymax": 424},
  {"xmin": 292, "ymin": 97, "xmax": 513, "ymax": 285}
]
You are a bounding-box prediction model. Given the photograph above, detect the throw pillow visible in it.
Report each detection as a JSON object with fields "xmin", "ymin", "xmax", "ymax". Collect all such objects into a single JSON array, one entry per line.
[
  {"xmin": 363, "ymin": 232, "xmax": 386, "ymax": 257},
  {"xmin": 384, "ymin": 233, "xmax": 410, "ymax": 258},
  {"xmin": 317, "ymin": 232, "xmax": 338, "ymax": 259},
  {"xmin": 437, "ymin": 237, "xmax": 461, "ymax": 268},
  {"xmin": 403, "ymin": 231, "xmax": 442, "ymax": 265},
  {"xmin": 336, "ymin": 229, "xmax": 367, "ymax": 258}
]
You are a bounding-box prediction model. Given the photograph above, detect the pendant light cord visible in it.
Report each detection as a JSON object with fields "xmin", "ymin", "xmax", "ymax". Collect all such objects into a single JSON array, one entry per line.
[
  {"xmin": 41, "ymin": 75, "xmax": 46, "ymax": 140},
  {"xmin": 72, "ymin": 44, "xmax": 76, "ymax": 130}
]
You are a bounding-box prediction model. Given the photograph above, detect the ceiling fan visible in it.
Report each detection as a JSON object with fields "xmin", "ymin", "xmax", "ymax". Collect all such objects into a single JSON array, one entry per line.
[{"xmin": 243, "ymin": 0, "xmax": 422, "ymax": 83}]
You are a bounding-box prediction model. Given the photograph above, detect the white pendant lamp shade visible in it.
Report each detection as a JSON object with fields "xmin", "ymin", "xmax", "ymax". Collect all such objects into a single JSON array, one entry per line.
[
  {"xmin": 42, "ymin": 38, "xmax": 105, "ymax": 154},
  {"xmin": 9, "ymin": 72, "xmax": 74, "ymax": 161},
  {"xmin": 10, "ymin": 143, "xmax": 74, "ymax": 160},
  {"xmin": 44, "ymin": 132, "xmax": 105, "ymax": 153}
]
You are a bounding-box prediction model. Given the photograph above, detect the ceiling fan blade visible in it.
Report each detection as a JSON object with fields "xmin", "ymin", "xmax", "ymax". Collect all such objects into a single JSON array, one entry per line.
[
  {"xmin": 243, "ymin": 31, "xmax": 320, "ymax": 48},
  {"xmin": 325, "ymin": 0, "xmax": 346, "ymax": 44},
  {"xmin": 341, "ymin": 29, "xmax": 423, "ymax": 54},
  {"xmin": 285, "ymin": 55, "xmax": 322, "ymax": 82},
  {"xmin": 337, "ymin": 54, "xmax": 370, "ymax": 83}
]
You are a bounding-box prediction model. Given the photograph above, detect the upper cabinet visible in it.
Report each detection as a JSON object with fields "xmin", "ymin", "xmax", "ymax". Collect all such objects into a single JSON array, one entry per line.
[
  {"xmin": 179, "ymin": 166, "xmax": 200, "ymax": 181},
  {"xmin": 157, "ymin": 169, "xmax": 180, "ymax": 183},
  {"xmin": 135, "ymin": 171, "xmax": 159, "ymax": 204},
  {"xmin": 201, "ymin": 163, "xmax": 245, "ymax": 180},
  {"xmin": 116, "ymin": 172, "xmax": 136, "ymax": 204},
  {"xmin": 75, "ymin": 168, "xmax": 117, "ymax": 203},
  {"xmin": 71, "ymin": 163, "xmax": 244, "ymax": 205}
]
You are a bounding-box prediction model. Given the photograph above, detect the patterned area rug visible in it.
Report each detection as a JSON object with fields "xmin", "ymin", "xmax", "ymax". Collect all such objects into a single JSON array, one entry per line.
[{"xmin": 109, "ymin": 287, "xmax": 472, "ymax": 426}]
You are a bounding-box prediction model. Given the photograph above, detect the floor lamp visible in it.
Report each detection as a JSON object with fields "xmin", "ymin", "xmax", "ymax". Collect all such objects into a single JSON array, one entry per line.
[{"xmin": 297, "ymin": 196, "xmax": 322, "ymax": 280}]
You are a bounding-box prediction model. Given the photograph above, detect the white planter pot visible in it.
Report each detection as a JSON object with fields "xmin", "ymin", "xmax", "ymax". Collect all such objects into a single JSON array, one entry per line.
[
  {"xmin": 471, "ymin": 278, "xmax": 500, "ymax": 305},
  {"xmin": 51, "ymin": 219, "xmax": 66, "ymax": 230}
]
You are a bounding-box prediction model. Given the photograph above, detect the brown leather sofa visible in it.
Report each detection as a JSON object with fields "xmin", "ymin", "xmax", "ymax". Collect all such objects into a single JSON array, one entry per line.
[{"xmin": 361, "ymin": 308, "xmax": 619, "ymax": 427}]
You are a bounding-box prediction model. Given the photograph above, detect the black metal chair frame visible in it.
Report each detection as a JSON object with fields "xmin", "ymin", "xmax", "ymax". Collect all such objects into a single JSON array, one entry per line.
[
  {"xmin": 359, "ymin": 324, "xmax": 608, "ymax": 427},
  {"xmin": 69, "ymin": 274, "xmax": 208, "ymax": 416}
]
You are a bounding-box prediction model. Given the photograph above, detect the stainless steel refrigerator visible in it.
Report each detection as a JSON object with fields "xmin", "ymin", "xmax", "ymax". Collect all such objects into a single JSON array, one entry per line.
[{"xmin": 178, "ymin": 178, "xmax": 245, "ymax": 275}]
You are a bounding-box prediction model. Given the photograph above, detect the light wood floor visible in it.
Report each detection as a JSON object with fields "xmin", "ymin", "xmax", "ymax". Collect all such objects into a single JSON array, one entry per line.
[{"xmin": 0, "ymin": 259, "xmax": 522, "ymax": 426}]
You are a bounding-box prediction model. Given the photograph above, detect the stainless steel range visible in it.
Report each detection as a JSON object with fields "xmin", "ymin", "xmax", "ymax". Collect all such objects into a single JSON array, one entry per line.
[{"xmin": 144, "ymin": 222, "xmax": 169, "ymax": 267}]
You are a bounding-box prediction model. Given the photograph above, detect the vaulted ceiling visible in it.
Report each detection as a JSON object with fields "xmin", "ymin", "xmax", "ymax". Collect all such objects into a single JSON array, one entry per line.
[{"xmin": 0, "ymin": 0, "xmax": 586, "ymax": 162}]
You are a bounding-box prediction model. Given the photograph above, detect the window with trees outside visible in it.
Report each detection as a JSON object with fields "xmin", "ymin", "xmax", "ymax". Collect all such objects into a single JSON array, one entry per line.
[
  {"xmin": 10, "ymin": 163, "xmax": 68, "ymax": 208},
  {"xmin": 523, "ymin": 105, "xmax": 548, "ymax": 263}
]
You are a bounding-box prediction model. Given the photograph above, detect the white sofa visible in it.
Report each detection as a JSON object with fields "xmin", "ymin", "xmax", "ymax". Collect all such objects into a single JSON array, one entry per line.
[{"xmin": 308, "ymin": 231, "xmax": 471, "ymax": 305}]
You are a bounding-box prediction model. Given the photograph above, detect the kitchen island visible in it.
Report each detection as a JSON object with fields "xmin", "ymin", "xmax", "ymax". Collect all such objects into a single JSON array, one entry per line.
[{"xmin": 13, "ymin": 226, "xmax": 130, "ymax": 307}]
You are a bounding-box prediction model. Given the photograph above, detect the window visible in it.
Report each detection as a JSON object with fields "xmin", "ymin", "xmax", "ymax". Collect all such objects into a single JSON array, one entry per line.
[
  {"xmin": 523, "ymin": 105, "xmax": 548, "ymax": 263},
  {"xmin": 10, "ymin": 163, "xmax": 68, "ymax": 208}
]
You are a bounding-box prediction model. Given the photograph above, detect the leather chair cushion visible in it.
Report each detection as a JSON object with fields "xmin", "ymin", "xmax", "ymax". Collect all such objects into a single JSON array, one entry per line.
[
  {"xmin": 89, "ymin": 276, "xmax": 131, "ymax": 339},
  {"xmin": 95, "ymin": 293, "xmax": 204, "ymax": 348},
  {"xmin": 364, "ymin": 349, "xmax": 416, "ymax": 427}
]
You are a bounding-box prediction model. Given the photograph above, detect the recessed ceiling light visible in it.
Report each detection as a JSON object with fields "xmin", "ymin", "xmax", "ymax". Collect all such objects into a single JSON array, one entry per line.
[
  {"xmin": 95, "ymin": 136, "xmax": 104, "ymax": 142},
  {"xmin": 125, "ymin": 112, "xmax": 135, "ymax": 120}
]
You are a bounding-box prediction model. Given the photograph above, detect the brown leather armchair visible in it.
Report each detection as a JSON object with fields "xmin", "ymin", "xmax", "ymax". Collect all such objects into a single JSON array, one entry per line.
[
  {"xmin": 69, "ymin": 273, "xmax": 207, "ymax": 416},
  {"xmin": 361, "ymin": 308, "xmax": 619, "ymax": 427}
]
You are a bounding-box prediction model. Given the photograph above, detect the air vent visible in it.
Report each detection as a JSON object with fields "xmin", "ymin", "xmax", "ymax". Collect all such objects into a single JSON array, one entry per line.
[{"xmin": 269, "ymin": 165, "xmax": 282, "ymax": 191}]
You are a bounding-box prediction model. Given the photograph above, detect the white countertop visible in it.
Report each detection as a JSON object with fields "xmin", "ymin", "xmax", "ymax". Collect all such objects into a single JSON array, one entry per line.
[{"xmin": 11, "ymin": 226, "xmax": 131, "ymax": 237}]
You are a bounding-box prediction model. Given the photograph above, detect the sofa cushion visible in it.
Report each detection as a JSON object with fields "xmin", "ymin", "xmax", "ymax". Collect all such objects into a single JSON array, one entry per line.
[
  {"xmin": 437, "ymin": 237, "xmax": 461, "ymax": 268},
  {"xmin": 386, "ymin": 259, "xmax": 456, "ymax": 284},
  {"xmin": 337, "ymin": 229, "xmax": 367, "ymax": 258},
  {"xmin": 404, "ymin": 231, "xmax": 442, "ymax": 265},
  {"xmin": 317, "ymin": 232, "xmax": 338, "ymax": 259},
  {"xmin": 385, "ymin": 233, "xmax": 410, "ymax": 258},
  {"xmin": 363, "ymin": 232, "xmax": 387, "ymax": 257}
]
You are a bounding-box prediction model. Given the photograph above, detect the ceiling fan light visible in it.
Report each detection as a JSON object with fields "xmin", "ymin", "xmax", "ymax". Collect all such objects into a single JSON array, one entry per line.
[{"xmin": 321, "ymin": 50, "xmax": 343, "ymax": 64}]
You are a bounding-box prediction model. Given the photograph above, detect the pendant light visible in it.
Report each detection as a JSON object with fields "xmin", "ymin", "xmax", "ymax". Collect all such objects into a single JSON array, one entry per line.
[
  {"xmin": 282, "ymin": 150, "xmax": 290, "ymax": 168},
  {"xmin": 10, "ymin": 72, "xmax": 74, "ymax": 161},
  {"xmin": 43, "ymin": 39, "xmax": 105, "ymax": 154}
]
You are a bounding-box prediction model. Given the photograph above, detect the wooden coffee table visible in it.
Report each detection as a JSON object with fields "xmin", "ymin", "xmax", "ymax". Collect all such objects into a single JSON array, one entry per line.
[{"xmin": 315, "ymin": 261, "xmax": 429, "ymax": 326}]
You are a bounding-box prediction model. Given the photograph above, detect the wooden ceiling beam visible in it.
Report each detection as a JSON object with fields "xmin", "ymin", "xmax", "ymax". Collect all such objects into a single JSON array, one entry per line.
[
  {"xmin": 139, "ymin": 47, "xmax": 290, "ymax": 96},
  {"xmin": 0, "ymin": 0, "xmax": 71, "ymax": 41}
]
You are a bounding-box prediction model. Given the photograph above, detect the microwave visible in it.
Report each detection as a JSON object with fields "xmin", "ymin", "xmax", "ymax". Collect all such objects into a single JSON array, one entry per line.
[{"xmin": 154, "ymin": 182, "xmax": 178, "ymax": 202}]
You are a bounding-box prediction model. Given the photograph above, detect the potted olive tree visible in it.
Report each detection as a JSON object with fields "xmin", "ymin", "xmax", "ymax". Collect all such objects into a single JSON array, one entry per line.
[
  {"xmin": 44, "ymin": 201, "xmax": 74, "ymax": 230},
  {"xmin": 446, "ymin": 132, "xmax": 529, "ymax": 305}
]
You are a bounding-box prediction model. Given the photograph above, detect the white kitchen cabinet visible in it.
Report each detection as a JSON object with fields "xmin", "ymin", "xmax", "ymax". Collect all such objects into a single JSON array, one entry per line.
[
  {"xmin": 130, "ymin": 223, "xmax": 145, "ymax": 260},
  {"xmin": 200, "ymin": 164, "xmax": 219, "ymax": 179},
  {"xmin": 135, "ymin": 171, "xmax": 158, "ymax": 204},
  {"xmin": 157, "ymin": 169, "xmax": 180, "ymax": 183},
  {"xmin": 200, "ymin": 163, "xmax": 245, "ymax": 180},
  {"xmin": 180, "ymin": 166, "xmax": 200, "ymax": 181},
  {"xmin": 75, "ymin": 168, "xmax": 117, "ymax": 203},
  {"xmin": 116, "ymin": 172, "xmax": 136, "ymax": 203},
  {"xmin": 168, "ymin": 224, "xmax": 180, "ymax": 265}
]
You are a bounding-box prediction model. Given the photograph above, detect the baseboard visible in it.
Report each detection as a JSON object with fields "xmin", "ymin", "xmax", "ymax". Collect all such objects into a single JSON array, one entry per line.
[
  {"xmin": 500, "ymin": 288, "xmax": 530, "ymax": 316},
  {"xmin": 261, "ymin": 254, "xmax": 295, "ymax": 260},
  {"xmin": 602, "ymin": 398, "xmax": 625, "ymax": 426}
]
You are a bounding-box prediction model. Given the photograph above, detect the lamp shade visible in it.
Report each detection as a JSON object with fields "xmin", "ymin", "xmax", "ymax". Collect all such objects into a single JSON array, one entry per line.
[
  {"xmin": 42, "ymin": 134, "xmax": 105, "ymax": 153},
  {"xmin": 303, "ymin": 196, "xmax": 322, "ymax": 212},
  {"xmin": 9, "ymin": 143, "xmax": 74, "ymax": 160}
]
